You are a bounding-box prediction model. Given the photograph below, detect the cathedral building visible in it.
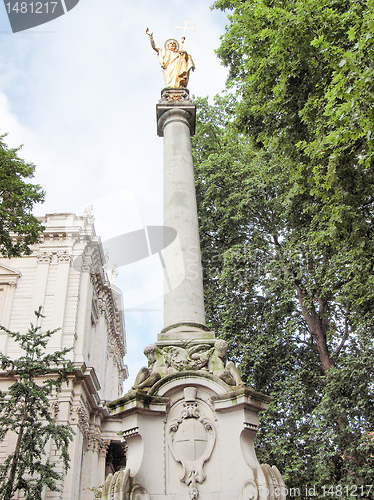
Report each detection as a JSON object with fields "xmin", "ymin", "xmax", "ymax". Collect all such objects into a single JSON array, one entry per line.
[{"xmin": 0, "ymin": 212, "xmax": 128, "ymax": 498}]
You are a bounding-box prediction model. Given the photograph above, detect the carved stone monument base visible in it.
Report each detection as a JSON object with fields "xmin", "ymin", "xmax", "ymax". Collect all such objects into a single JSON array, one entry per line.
[{"xmin": 102, "ymin": 341, "xmax": 286, "ymax": 500}]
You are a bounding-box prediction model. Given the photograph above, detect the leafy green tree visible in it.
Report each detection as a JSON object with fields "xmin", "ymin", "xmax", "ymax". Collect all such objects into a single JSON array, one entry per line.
[
  {"xmin": 0, "ymin": 134, "xmax": 44, "ymax": 257},
  {"xmin": 213, "ymin": 0, "xmax": 374, "ymax": 163},
  {"xmin": 203, "ymin": 3, "xmax": 374, "ymax": 490},
  {"xmin": 0, "ymin": 308, "xmax": 74, "ymax": 500},
  {"xmin": 212, "ymin": 1, "xmax": 374, "ymax": 289},
  {"xmin": 192, "ymin": 96, "xmax": 374, "ymax": 494}
]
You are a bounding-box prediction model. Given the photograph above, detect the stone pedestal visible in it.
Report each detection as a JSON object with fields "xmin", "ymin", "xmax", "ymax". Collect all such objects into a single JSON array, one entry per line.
[{"xmin": 104, "ymin": 371, "xmax": 286, "ymax": 500}]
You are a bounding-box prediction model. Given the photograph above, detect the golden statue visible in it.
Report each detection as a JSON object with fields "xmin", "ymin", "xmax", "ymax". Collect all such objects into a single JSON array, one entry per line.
[{"xmin": 146, "ymin": 28, "xmax": 195, "ymax": 88}]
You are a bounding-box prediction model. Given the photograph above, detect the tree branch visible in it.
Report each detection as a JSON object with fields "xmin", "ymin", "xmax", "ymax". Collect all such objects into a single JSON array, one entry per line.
[{"xmin": 334, "ymin": 308, "xmax": 350, "ymax": 357}]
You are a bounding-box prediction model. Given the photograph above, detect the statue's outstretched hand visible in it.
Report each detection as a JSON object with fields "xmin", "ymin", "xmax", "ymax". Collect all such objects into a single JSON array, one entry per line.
[{"xmin": 146, "ymin": 28, "xmax": 153, "ymax": 36}]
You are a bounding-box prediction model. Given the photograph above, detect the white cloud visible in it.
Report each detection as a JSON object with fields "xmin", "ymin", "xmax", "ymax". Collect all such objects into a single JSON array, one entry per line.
[{"xmin": 0, "ymin": 0, "xmax": 229, "ymax": 390}]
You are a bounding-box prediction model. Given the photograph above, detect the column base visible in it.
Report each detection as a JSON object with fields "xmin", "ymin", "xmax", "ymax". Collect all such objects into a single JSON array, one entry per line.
[{"xmin": 158, "ymin": 322, "xmax": 215, "ymax": 341}]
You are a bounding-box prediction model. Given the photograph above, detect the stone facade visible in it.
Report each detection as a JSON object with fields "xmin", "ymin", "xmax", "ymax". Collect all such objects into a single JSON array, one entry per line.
[{"xmin": 0, "ymin": 213, "xmax": 128, "ymax": 499}]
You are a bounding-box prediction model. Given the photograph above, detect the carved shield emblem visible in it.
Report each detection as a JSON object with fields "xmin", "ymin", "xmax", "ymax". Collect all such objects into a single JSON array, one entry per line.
[
  {"xmin": 167, "ymin": 387, "xmax": 216, "ymax": 494},
  {"xmin": 173, "ymin": 418, "xmax": 209, "ymax": 462}
]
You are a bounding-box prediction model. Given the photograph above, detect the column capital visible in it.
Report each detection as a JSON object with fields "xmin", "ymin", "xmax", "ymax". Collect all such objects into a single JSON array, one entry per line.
[{"xmin": 156, "ymin": 88, "xmax": 196, "ymax": 137}]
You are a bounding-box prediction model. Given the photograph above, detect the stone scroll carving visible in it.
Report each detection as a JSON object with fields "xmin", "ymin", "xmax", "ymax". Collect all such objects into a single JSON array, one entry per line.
[
  {"xmin": 260, "ymin": 464, "xmax": 287, "ymax": 500},
  {"xmin": 57, "ymin": 251, "xmax": 72, "ymax": 263},
  {"xmin": 243, "ymin": 480, "xmax": 259, "ymax": 500},
  {"xmin": 69, "ymin": 403, "xmax": 89, "ymax": 438},
  {"xmin": 167, "ymin": 387, "xmax": 216, "ymax": 499},
  {"xmin": 133, "ymin": 339, "xmax": 244, "ymax": 391},
  {"xmin": 101, "ymin": 469, "xmax": 151, "ymax": 500},
  {"xmin": 37, "ymin": 252, "xmax": 52, "ymax": 263},
  {"xmin": 129, "ymin": 485, "xmax": 150, "ymax": 500},
  {"xmin": 101, "ymin": 468, "xmax": 130, "ymax": 500},
  {"xmin": 158, "ymin": 88, "xmax": 194, "ymax": 104}
]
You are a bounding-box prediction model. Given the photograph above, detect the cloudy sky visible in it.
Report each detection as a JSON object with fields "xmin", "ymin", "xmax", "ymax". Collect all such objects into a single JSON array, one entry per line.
[{"xmin": 0, "ymin": 0, "xmax": 229, "ymax": 391}]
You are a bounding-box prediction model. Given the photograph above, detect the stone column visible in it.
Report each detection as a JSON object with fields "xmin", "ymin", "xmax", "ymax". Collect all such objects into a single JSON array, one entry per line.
[{"xmin": 156, "ymin": 89, "xmax": 213, "ymax": 341}]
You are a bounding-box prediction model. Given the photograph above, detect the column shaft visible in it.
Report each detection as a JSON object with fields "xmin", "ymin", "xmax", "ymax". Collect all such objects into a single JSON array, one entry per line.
[{"xmin": 157, "ymin": 90, "xmax": 212, "ymax": 341}]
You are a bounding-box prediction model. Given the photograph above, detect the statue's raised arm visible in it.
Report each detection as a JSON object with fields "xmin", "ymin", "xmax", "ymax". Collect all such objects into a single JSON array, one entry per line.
[
  {"xmin": 146, "ymin": 28, "xmax": 159, "ymax": 54},
  {"xmin": 146, "ymin": 28, "xmax": 195, "ymax": 89}
]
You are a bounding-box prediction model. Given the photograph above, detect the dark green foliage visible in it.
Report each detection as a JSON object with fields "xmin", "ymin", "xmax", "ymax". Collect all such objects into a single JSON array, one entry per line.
[
  {"xmin": 213, "ymin": 0, "xmax": 374, "ymax": 166},
  {"xmin": 0, "ymin": 134, "xmax": 44, "ymax": 257},
  {"xmin": 0, "ymin": 308, "xmax": 74, "ymax": 500},
  {"xmin": 192, "ymin": 95, "xmax": 374, "ymax": 494},
  {"xmin": 212, "ymin": 0, "xmax": 374, "ymax": 288}
]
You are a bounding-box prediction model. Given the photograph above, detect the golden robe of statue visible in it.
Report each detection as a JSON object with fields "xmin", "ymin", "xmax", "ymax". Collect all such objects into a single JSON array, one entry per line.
[{"xmin": 146, "ymin": 29, "xmax": 195, "ymax": 88}]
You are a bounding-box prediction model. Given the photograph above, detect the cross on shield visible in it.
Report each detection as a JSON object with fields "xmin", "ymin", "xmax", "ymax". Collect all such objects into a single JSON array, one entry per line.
[{"xmin": 174, "ymin": 418, "xmax": 208, "ymax": 462}]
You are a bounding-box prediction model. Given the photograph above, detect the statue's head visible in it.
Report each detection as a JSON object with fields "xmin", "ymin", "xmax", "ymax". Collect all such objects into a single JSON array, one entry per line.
[
  {"xmin": 215, "ymin": 339, "xmax": 229, "ymax": 357},
  {"xmin": 144, "ymin": 343, "xmax": 157, "ymax": 362},
  {"xmin": 165, "ymin": 38, "xmax": 179, "ymax": 52}
]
